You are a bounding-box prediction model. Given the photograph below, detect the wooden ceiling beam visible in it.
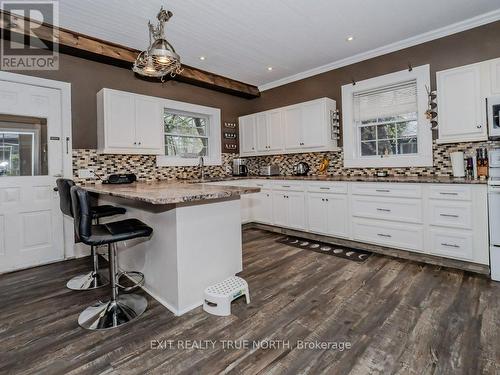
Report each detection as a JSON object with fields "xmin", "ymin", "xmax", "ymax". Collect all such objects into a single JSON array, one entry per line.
[{"xmin": 0, "ymin": 11, "xmax": 260, "ymax": 99}]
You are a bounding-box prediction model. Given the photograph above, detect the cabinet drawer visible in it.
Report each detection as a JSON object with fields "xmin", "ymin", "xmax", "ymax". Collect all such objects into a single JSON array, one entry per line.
[
  {"xmin": 351, "ymin": 183, "xmax": 422, "ymax": 198},
  {"xmin": 351, "ymin": 196, "xmax": 422, "ymax": 223},
  {"xmin": 429, "ymin": 185, "xmax": 471, "ymax": 201},
  {"xmin": 429, "ymin": 201, "xmax": 472, "ymax": 229},
  {"xmin": 429, "ymin": 228, "xmax": 473, "ymax": 261},
  {"xmin": 307, "ymin": 182, "xmax": 348, "ymax": 194},
  {"xmin": 352, "ymin": 218, "xmax": 424, "ymax": 252},
  {"xmin": 271, "ymin": 181, "xmax": 305, "ymax": 192}
]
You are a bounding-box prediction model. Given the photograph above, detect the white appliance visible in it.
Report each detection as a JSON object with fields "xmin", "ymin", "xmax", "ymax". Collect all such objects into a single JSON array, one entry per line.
[
  {"xmin": 487, "ymin": 95, "xmax": 500, "ymax": 139},
  {"xmin": 450, "ymin": 151, "xmax": 465, "ymax": 177},
  {"xmin": 488, "ymin": 149, "xmax": 500, "ymax": 280}
]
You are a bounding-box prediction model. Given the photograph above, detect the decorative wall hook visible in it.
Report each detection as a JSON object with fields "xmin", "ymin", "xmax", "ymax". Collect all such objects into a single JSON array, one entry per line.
[{"xmin": 408, "ymin": 63, "xmax": 413, "ymax": 72}]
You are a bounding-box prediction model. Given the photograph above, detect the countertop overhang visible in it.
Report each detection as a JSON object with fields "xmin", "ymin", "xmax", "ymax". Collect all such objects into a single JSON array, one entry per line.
[{"xmin": 83, "ymin": 181, "xmax": 260, "ymax": 205}]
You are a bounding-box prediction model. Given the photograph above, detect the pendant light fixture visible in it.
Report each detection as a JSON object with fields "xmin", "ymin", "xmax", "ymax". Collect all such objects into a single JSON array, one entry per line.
[{"xmin": 132, "ymin": 6, "xmax": 183, "ymax": 80}]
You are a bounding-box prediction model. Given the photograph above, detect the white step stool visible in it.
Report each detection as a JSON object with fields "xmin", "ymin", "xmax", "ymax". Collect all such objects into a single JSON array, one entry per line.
[{"xmin": 203, "ymin": 276, "xmax": 250, "ymax": 316}]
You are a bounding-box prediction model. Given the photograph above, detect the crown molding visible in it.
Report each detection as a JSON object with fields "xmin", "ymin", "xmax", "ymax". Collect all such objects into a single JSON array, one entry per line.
[{"xmin": 258, "ymin": 8, "xmax": 500, "ymax": 92}]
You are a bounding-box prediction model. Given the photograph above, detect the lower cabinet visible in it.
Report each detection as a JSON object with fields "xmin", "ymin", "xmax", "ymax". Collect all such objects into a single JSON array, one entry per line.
[
  {"xmin": 307, "ymin": 192, "xmax": 349, "ymax": 238},
  {"xmin": 351, "ymin": 218, "xmax": 424, "ymax": 252},
  {"xmin": 428, "ymin": 228, "xmax": 473, "ymax": 260},
  {"xmin": 272, "ymin": 190, "xmax": 306, "ymax": 230},
  {"xmin": 215, "ymin": 180, "xmax": 488, "ymax": 266},
  {"xmin": 252, "ymin": 190, "xmax": 273, "ymax": 223}
]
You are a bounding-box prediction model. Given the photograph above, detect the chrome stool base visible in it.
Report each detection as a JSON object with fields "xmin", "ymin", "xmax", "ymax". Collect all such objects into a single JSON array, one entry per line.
[
  {"xmin": 78, "ymin": 294, "xmax": 147, "ymax": 330},
  {"xmin": 66, "ymin": 269, "xmax": 109, "ymax": 290}
]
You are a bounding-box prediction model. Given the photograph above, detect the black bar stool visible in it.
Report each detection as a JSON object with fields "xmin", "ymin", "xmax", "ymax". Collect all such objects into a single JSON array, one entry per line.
[
  {"xmin": 56, "ymin": 178, "xmax": 126, "ymax": 290},
  {"xmin": 70, "ymin": 186, "xmax": 153, "ymax": 330}
]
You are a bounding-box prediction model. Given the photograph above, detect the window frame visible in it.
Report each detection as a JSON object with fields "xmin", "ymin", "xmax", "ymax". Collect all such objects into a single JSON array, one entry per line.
[
  {"xmin": 342, "ymin": 65, "xmax": 433, "ymax": 168},
  {"xmin": 156, "ymin": 99, "xmax": 221, "ymax": 167}
]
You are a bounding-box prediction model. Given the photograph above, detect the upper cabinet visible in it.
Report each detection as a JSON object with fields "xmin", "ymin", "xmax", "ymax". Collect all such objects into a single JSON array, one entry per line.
[
  {"xmin": 97, "ymin": 88, "xmax": 164, "ymax": 154},
  {"xmin": 239, "ymin": 98, "xmax": 338, "ymax": 156},
  {"xmin": 490, "ymin": 58, "xmax": 500, "ymax": 95},
  {"xmin": 436, "ymin": 58, "xmax": 500, "ymax": 144},
  {"xmin": 436, "ymin": 63, "xmax": 486, "ymax": 143}
]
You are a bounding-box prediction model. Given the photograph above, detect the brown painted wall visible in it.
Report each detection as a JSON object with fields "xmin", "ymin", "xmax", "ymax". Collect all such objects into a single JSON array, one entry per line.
[
  {"xmin": 5, "ymin": 20, "xmax": 500, "ymax": 150},
  {"xmin": 243, "ymin": 20, "xmax": 500, "ymax": 118},
  {"xmin": 7, "ymin": 54, "xmax": 251, "ymax": 149}
]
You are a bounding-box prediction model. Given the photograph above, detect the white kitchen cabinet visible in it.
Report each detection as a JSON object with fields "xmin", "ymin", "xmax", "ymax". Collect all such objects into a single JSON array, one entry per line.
[
  {"xmin": 284, "ymin": 106, "xmax": 303, "ymax": 150},
  {"xmin": 436, "ymin": 63, "xmax": 487, "ymax": 143},
  {"xmin": 256, "ymin": 111, "xmax": 283, "ymax": 153},
  {"xmin": 135, "ymin": 96, "xmax": 164, "ymax": 151},
  {"xmin": 223, "ymin": 179, "xmax": 488, "ymax": 267},
  {"xmin": 239, "ymin": 115, "xmax": 257, "ymax": 155},
  {"xmin": 272, "ymin": 190, "xmax": 306, "ymax": 230},
  {"xmin": 272, "ymin": 192, "xmax": 289, "ymax": 227},
  {"xmin": 490, "ymin": 58, "xmax": 500, "ymax": 95},
  {"xmin": 301, "ymin": 100, "xmax": 327, "ymax": 148},
  {"xmin": 97, "ymin": 88, "xmax": 164, "ymax": 154},
  {"xmin": 252, "ymin": 189, "xmax": 273, "ymax": 224},
  {"xmin": 287, "ymin": 191, "xmax": 306, "ymax": 230},
  {"xmin": 307, "ymin": 192, "xmax": 349, "ymax": 238},
  {"xmin": 239, "ymin": 98, "xmax": 338, "ymax": 156}
]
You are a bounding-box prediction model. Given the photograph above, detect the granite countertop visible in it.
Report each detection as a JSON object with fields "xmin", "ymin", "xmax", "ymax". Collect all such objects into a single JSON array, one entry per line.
[
  {"xmin": 83, "ymin": 181, "xmax": 260, "ymax": 205},
  {"xmin": 188, "ymin": 175, "xmax": 487, "ymax": 185}
]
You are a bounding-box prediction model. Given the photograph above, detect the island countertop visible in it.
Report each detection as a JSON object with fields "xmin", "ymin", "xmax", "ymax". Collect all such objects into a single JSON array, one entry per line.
[{"xmin": 83, "ymin": 181, "xmax": 260, "ymax": 205}]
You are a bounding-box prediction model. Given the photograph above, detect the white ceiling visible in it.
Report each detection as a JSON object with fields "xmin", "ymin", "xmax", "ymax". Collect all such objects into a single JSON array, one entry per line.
[{"xmin": 57, "ymin": 0, "xmax": 500, "ymax": 89}]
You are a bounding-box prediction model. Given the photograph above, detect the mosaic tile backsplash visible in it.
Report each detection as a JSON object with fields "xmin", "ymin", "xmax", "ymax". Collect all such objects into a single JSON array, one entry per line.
[{"xmin": 73, "ymin": 140, "xmax": 500, "ymax": 183}]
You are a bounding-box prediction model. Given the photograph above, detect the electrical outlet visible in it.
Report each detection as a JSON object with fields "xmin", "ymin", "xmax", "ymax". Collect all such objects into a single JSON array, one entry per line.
[{"xmin": 78, "ymin": 168, "xmax": 95, "ymax": 178}]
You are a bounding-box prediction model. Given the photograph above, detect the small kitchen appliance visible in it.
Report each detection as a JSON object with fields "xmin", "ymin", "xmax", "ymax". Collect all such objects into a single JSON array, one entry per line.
[
  {"xmin": 259, "ymin": 164, "xmax": 279, "ymax": 176},
  {"xmin": 487, "ymin": 95, "xmax": 500, "ymax": 139},
  {"xmin": 232, "ymin": 158, "xmax": 248, "ymax": 176},
  {"xmin": 103, "ymin": 173, "xmax": 137, "ymax": 184},
  {"xmin": 293, "ymin": 162, "xmax": 310, "ymax": 176},
  {"xmin": 450, "ymin": 151, "xmax": 465, "ymax": 178},
  {"xmin": 488, "ymin": 148, "xmax": 500, "ymax": 280}
]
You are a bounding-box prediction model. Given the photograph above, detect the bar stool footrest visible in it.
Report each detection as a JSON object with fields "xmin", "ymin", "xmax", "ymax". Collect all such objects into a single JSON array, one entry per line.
[{"xmin": 116, "ymin": 271, "xmax": 145, "ymax": 292}]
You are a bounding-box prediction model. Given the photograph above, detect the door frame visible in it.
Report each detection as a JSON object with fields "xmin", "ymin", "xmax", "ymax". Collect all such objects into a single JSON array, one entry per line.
[{"xmin": 0, "ymin": 71, "xmax": 74, "ymax": 259}]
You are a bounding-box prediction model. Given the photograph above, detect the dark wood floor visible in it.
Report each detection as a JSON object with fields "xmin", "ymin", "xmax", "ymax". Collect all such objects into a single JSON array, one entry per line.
[{"xmin": 1, "ymin": 229, "xmax": 500, "ymax": 375}]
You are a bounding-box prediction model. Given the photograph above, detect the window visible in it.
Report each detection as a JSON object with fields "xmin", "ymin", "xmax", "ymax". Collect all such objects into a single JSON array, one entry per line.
[
  {"xmin": 164, "ymin": 110, "xmax": 209, "ymax": 158},
  {"xmin": 157, "ymin": 99, "xmax": 221, "ymax": 167},
  {"xmin": 0, "ymin": 116, "xmax": 48, "ymax": 177},
  {"xmin": 342, "ymin": 65, "xmax": 432, "ymax": 168}
]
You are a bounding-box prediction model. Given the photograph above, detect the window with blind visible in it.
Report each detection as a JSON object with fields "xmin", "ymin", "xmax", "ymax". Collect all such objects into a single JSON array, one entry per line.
[
  {"xmin": 355, "ymin": 81, "xmax": 418, "ymax": 157},
  {"xmin": 342, "ymin": 65, "xmax": 432, "ymax": 168}
]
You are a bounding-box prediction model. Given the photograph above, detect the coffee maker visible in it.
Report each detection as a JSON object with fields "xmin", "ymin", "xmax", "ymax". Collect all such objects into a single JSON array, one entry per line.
[{"xmin": 232, "ymin": 158, "xmax": 248, "ymax": 176}]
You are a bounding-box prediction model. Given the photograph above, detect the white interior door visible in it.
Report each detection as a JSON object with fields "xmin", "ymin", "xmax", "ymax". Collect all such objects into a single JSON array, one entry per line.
[{"xmin": 0, "ymin": 79, "xmax": 65, "ymax": 273}]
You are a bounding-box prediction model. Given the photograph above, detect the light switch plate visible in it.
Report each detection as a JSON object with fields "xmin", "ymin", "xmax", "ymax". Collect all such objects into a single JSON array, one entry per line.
[{"xmin": 78, "ymin": 168, "xmax": 95, "ymax": 178}]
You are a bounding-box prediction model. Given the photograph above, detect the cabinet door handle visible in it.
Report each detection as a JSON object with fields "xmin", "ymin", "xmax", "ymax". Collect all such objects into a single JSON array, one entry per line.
[
  {"xmin": 376, "ymin": 189, "xmax": 390, "ymax": 193},
  {"xmin": 377, "ymin": 208, "xmax": 391, "ymax": 212},
  {"xmin": 319, "ymin": 187, "xmax": 330, "ymax": 190},
  {"xmin": 377, "ymin": 233, "xmax": 392, "ymax": 238},
  {"xmin": 441, "ymin": 243, "xmax": 460, "ymax": 248},
  {"xmin": 282, "ymin": 185, "xmax": 291, "ymax": 188},
  {"xmin": 440, "ymin": 192, "xmax": 458, "ymax": 196},
  {"xmin": 440, "ymin": 213, "xmax": 459, "ymax": 218},
  {"xmin": 477, "ymin": 124, "xmax": 482, "ymax": 129},
  {"xmin": 133, "ymin": 142, "xmax": 137, "ymax": 145}
]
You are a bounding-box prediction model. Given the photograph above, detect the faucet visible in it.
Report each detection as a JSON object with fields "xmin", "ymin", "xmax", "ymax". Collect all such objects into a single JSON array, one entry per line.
[{"xmin": 198, "ymin": 156, "xmax": 205, "ymax": 180}]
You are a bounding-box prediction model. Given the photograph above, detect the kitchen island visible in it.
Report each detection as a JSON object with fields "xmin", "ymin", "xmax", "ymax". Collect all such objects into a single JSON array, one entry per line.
[{"xmin": 84, "ymin": 181, "xmax": 260, "ymax": 315}]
